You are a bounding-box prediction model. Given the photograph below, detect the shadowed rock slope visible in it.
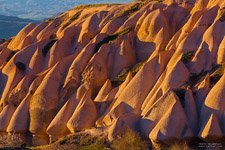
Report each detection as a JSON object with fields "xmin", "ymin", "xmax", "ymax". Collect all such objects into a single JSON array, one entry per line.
[{"xmin": 0, "ymin": 0, "xmax": 225, "ymax": 148}]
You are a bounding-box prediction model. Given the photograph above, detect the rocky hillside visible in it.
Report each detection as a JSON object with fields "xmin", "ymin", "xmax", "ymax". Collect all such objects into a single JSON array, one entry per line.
[{"xmin": 0, "ymin": 0, "xmax": 225, "ymax": 148}]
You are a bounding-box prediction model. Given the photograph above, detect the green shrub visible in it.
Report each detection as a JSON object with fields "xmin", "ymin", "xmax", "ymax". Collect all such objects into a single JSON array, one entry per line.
[
  {"xmin": 112, "ymin": 61, "xmax": 145, "ymax": 87},
  {"xmin": 210, "ymin": 63, "xmax": 225, "ymax": 85},
  {"xmin": 181, "ymin": 51, "xmax": 195, "ymax": 64},
  {"xmin": 94, "ymin": 27, "xmax": 133, "ymax": 53}
]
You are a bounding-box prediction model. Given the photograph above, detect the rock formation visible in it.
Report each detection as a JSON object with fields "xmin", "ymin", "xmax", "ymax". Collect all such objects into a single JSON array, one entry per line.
[{"xmin": 0, "ymin": 0, "xmax": 225, "ymax": 148}]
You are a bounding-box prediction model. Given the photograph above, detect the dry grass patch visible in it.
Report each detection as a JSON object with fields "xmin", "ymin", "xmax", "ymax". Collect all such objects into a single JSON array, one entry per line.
[
  {"xmin": 111, "ymin": 129, "xmax": 149, "ymax": 150},
  {"xmin": 169, "ymin": 142, "xmax": 190, "ymax": 150}
]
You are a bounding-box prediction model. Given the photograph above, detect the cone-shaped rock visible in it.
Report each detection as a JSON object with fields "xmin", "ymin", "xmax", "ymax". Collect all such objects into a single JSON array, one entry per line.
[
  {"xmin": 67, "ymin": 91, "xmax": 97, "ymax": 133},
  {"xmin": 47, "ymin": 94, "xmax": 80, "ymax": 140},
  {"xmin": 0, "ymin": 104, "xmax": 16, "ymax": 131}
]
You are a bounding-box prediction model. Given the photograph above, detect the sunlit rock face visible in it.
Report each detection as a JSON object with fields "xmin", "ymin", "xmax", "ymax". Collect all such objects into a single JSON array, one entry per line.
[{"xmin": 0, "ymin": 0, "xmax": 225, "ymax": 148}]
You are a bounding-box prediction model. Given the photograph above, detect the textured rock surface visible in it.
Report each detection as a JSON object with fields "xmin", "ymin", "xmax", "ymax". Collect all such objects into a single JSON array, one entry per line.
[{"xmin": 0, "ymin": 0, "xmax": 225, "ymax": 147}]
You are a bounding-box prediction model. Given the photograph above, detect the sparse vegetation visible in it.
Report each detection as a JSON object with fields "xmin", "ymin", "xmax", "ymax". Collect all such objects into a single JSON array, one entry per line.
[
  {"xmin": 0, "ymin": 133, "xmax": 26, "ymax": 148},
  {"xmin": 219, "ymin": 7, "xmax": 225, "ymax": 22},
  {"xmin": 45, "ymin": 18, "xmax": 55, "ymax": 23},
  {"xmin": 33, "ymin": 133, "xmax": 109, "ymax": 150},
  {"xmin": 187, "ymin": 71, "xmax": 207, "ymax": 87},
  {"xmin": 210, "ymin": 63, "xmax": 225, "ymax": 85},
  {"xmin": 181, "ymin": 51, "xmax": 195, "ymax": 64},
  {"xmin": 112, "ymin": 61, "xmax": 145, "ymax": 87},
  {"xmin": 135, "ymin": 0, "xmax": 164, "ymax": 2},
  {"xmin": 57, "ymin": 133, "xmax": 109, "ymax": 150},
  {"xmin": 72, "ymin": 4, "xmax": 116, "ymax": 11},
  {"xmin": 114, "ymin": 2, "xmax": 144, "ymax": 18},
  {"xmin": 185, "ymin": 63, "xmax": 225, "ymax": 88},
  {"xmin": 33, "ymin": 130, "xmax": 149, "ymax": 150},
  {"xmin": 103, "ymin": 2, "xmax": 144, "ymax": 26},
  {"xmin": 111, "ymin": 129, "xmax": 149, "ymax": 150},
  {"xmin": 105, "ymin": 0, "xmax": 165, "ymax": 27},
  {"xmin": 169, "ymin": 142, "xmax": 190, "ymax": 150},
  {"xmin": 61, "ymin": 11, "xmax": 82, "ymax": 29},
  {"xmin": 94, "ymin": 27, "xmax": 133, "ymax": 53}
]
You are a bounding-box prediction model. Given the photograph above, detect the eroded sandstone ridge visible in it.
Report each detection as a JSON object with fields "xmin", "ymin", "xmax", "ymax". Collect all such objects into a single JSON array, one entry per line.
[{"xmin": 0, "ymin": 0, "xmax": 225, "ymax": 147}]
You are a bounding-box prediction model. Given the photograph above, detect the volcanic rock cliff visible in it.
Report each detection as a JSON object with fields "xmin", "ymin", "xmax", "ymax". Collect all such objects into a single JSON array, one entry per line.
[{"xmin": 0, "ymin": 0, "xmax": 225, "ymax": 148}]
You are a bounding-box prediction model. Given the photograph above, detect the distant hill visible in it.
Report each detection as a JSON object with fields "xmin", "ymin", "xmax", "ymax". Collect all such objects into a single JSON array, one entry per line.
[
  {"xmin": 0, "ymin": 15, "xmax": 37, "ymax": 39},
  {"xmin": 0, "ymin": 0, "xmax": 132, "ymax": 20}
]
